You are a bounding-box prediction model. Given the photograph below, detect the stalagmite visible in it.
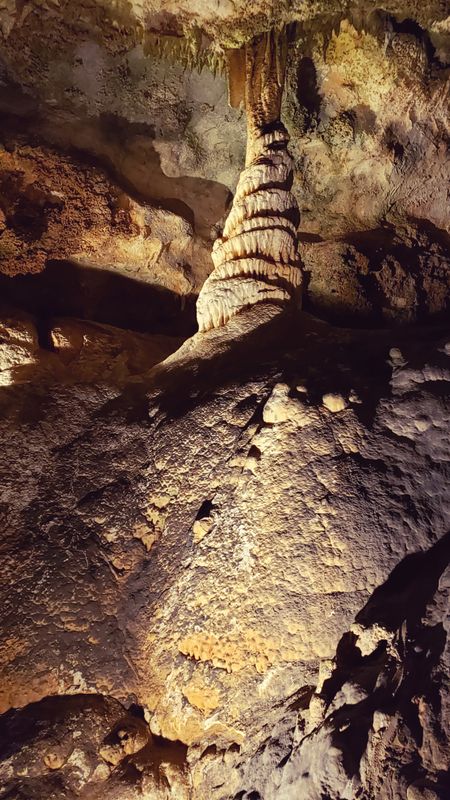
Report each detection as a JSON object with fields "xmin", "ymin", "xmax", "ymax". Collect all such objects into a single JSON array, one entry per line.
[{"xmin": 196, "ymin": 29, "xmax": 302, "ymax": 332}]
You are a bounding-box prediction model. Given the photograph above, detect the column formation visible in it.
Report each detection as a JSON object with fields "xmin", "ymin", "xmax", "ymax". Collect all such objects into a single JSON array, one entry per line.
[{"xmin": 196, "ymin": 30, "xmax": 302, "ymax": 333}]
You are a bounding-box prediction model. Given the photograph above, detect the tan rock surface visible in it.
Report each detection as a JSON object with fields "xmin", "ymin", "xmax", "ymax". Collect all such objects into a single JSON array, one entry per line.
[
  {"xmin": 0, "ymin": 308, "xmax": 448, "ymax": 798},
  {"xmin": 0, "ymin": 309, "xmax": 182, "ymax": 387},
  {"xmin": 0, "ymin": 140, "xmax": 211, "ymax": 301},
  {"xmin": 0, "ymin": 1, "xmax": 449, "ymax": 798},
  {"xmin": 0, "ymin": 3, "xmax": 448, "ymax": 325}
]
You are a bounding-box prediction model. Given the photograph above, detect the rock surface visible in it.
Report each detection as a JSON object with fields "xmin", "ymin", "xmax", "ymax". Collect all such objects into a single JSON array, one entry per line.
[
  {"xmin": 1, "ymin": 306, "xmax": 449, "ymax": 797},
  {"xmin": 0, "ymin": 0, "xmax": 449, "ymax": 798},
  {"xmin": 0, "ymin": 693, "xmax": 190, "ymax": 798},
  {"xmin": 0, "ymin": 2, "xmax": 448, "ymax": 324}
]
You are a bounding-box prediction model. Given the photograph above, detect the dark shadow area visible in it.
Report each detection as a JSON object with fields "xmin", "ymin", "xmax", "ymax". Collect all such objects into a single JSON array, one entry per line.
[
  {"xmin": 302, "ymin": 222, "xmax": 450, "ymax": 328},
  {"xmin": 406, "ymin": 217, "xmax": 450, "ymax": 252},
  {"xmin": 0, "ymin": 105, "xmax": 233, "ymax": 237},
  {"xmin": 305, "ymin": 532, "xmax": 450, "ymax": 785},
  {"xmin": 356, "ymin": 530, "xmax": 450, "ymax": 631},
  {"xmin": 297, "ymin": 232, "xmax": 324, "ymax": 244},
  {"xmin": 320, "ymin": 637, "xmax": 390, "ymax": 743},
  {"xmin": 343, "ymin": 226, "xmax": 397, "ymax": 257},
  {"xmin": 387, "ymin": 16, "xmax": 440, "ymax": 66},
  {"xmin": 296, "ymin": 57, "xmax": 321, "ymax": 130},
  {"xmin": 195, "ymin": 499, "xmax": 216, "ymax": 520},
  {"xmin": 0, "ymin": 692, "xmax": 188, "ymax": 799},
  {"xmin": 351, "ymin": 103, "xmax": 377, "ymax": 135},
  {"xmin": 96, "ymin": 305, "xmax": 450, "ymax": 435},
  {"xmin": 0, "ymin": 68, "xmax": 38, "ymax": 117},
  {"xmin": 345, "ymin": 222, "xmax": 450, "ymax": 271},
  {"xmin": 0, "ymin": 694, "xmax": 122, "ymax": 762},
  {"xmin": 0, "ymin": 260, "xmax": 197, "ymax": 338}
]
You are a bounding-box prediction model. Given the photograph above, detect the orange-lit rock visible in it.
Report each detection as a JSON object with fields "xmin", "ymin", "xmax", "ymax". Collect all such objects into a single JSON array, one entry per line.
[{"xmin": 0, "ymin": 2, "xmax": 449, "ymax": 799}]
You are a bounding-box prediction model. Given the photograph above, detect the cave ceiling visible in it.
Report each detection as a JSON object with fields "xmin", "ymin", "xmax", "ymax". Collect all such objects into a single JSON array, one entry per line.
[{"xmin": 0, "ymin": 0, "xmax": 449, "ymax": 330}]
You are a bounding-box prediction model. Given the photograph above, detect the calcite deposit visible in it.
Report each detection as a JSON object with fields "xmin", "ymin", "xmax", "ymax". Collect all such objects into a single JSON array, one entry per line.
[
  {"xmin": 0, "ymin": 1, "xmax": 449, "ymax": 799},
  {"xmin": 197, "ymin": 30, "xmax": 302, "ymax": 331}
]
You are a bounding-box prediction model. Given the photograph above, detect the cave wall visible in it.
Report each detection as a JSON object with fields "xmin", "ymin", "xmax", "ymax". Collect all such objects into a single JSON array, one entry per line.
[
  {"xmin": 0, "ymin": 2, "xmax": 449, "ymax": 799},
  {"xmin": 0, "ymin": 2, "xmax": 448, "ymax": 325}
]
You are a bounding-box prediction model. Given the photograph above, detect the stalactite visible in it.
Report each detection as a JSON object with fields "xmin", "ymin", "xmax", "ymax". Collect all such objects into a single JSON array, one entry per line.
[
  {"xmin": 196, "ymin": 28, "xmax": 302, "ymax": 333},
  {"xmin": 142, "ymin": 30, "xmax": 226, "ymax": 76}
]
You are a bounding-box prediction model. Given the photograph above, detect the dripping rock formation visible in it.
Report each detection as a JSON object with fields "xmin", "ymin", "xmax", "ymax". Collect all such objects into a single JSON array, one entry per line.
[
  {"xmin": 197, "ymin": 31, "xmax": 302, "ymax": 331},
  {"xmin": 0, "ymin": 2, "xmax": 449, "ymax": 799}
]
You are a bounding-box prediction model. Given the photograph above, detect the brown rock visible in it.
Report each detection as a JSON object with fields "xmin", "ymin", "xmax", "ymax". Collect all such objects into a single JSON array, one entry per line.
[{"xmin": 0, "ymin": 3, "xmax": 449, "ymax": 799}]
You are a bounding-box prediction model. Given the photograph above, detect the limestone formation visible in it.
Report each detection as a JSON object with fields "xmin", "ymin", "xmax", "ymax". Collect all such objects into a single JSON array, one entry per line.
[
  {"xmin": 197, "ymin": 31, "xmax": 302, "ymax": 331},
  {"xmin": 0, "ymin": 2, "xmax": 449, "ymax": 800},
  {"xmin": 0, "ymin": 694, "xmax": 190, "ymax": 798},
  {"xmin": 0, "ymin": 9, "xmax": 448, "ymax": 321}
]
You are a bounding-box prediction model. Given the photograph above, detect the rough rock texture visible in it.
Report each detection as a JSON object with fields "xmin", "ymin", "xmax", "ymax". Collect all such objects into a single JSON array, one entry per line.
[
  {"xmin": 1, "ymin": 1, "xmax": 448, "ymax": 50},
  {"xmin": 0, "ymin": 31, "xmax": 243, "ymax": 237},
  {"xmin": 284, "ymin": 17, "xmax": 450, "ymax": 324},
  {"xmin": 197, "ymin": 30, "xmax": 302, "ymax": 331},
  {"xmin": 1, "ymin": 307, "xmax": 449, "ymax": 797},
  {"xmin": 0, "ymin": 139, "xmax": 213, "ymax": 336},
  {"xmin": 0, "ymin": 4, "xmax": 448, "ymax": 323},
  {"xmin": 0, "ymin": 694, "xmax": 190, "ymax": 798},
  {"xmin": 0, "ymin": 1, "xmax": 449, "ymax": 798},
  {"xmin": 0, "ymin": 308, "xmax": 182, "ymax": 387}
]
